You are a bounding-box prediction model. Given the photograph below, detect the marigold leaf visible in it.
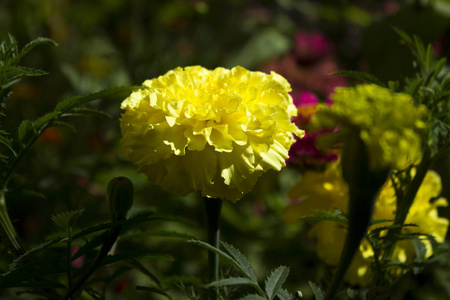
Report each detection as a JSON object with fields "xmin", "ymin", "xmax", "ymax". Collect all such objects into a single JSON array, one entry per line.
[
  {"xmin": 51, "ymin": 209, "xmax": 84, "ymax": 230},
  {"xmin": 264, "ymin": 266, "xmax": 290, "ymax": 300},
  {"xmin": 18, "ymin": 120, "xmax": 33, "ymax": 142},
  {"xmin": 308, "ymin": 281, "xmax": 324, "ymax": 300},
  {"xmin": 221, "ymin": 242, "xmax": 258, "ymax": 283},
  {"xmin": 33, "ymin": 111, "xmax": 61, "ymax": 130},
  {"xmin": 54, "ymin": 85, "xmax": 142, "ymax": 112},
  {"xmin": 10, "ymin": 37, "xmax": 58, "ymax": 65},
  {"xmin": 0, "ymin": 134, "xmax": 16, "ymax": 156},
  {"xmin": 205, "ymin": 277, "xmax": 257, "ymax": 288}
]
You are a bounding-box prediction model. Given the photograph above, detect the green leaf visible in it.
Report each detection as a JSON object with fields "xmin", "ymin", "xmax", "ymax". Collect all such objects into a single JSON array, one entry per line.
[
  {"xmin": 265, "ymin": 266, "xmax": 290, "ymax": 300},
  {"xmin": 18, "ymin": 120, "xmax": 34, "ymax": 142},
  {"xmin": 425, "ymin": 44, "xmax": 435, "ymax": 71},
  {"xmin": 221, "ymin": 242, "xmax": 258, "ymax": 283},
  {"xmin": 71, "ymin": 212, "xmax": 158, "ymax": 240},
  {"xmin": 71, "ymin": 232, "xmax": 108, "ymax": 261},
  {"xmin": 404, "ymin": 78, "xmax": 424, "ymax": 96},
  {"xmin": 61, "ymin": 107, "xmax": 113, "ymax": 119},
  {"xmin": 52, "ymin": 121, "xmax": 77, "ymax": 133},
  {"xmin": 10, "ymin": 37, "xmax": 58, "ymax": 65},
  {"xmin": 432, "ymin": 57, "xmax": 447, "ymax": 77},
  {"xmin": 51, "ymin": 209, "xmax": 84, "ymax": 230},
  {"xmin": 187, "ymin": 239, "xmax": 235, "ymax": 267},
  {"xmin": 276, "ymin": 289, "xmax": 295, "ymax": 300},
  {"xmin": 205, "ymin": 277, "xmax": 258, "ymax": 288},
  {"xmin": 393, "ymin": 27, "xmax": 413, "ymax": 45},
  {"xmin": 414, "ymin": 35, "xmax": 426, "ymax": 63},
  {"xmin": 225, "ymin": 28, "xmax": 290, "ymax": 69},
  {"xmin": 330, "ymin": 70, "xmax": 385, "ymax": 86},
  {"xmin": 9, "ymin": 237, "xmax": 64, "ymax": 270},
  {"xmin": 300, "ymin": 209, "xmax": 348, "ymax": 225},
  {"xmin": 308, "ymin": 282, "xmax": 324, "ymax": 300},
  {"xmin": 0, "ymin": 65, "xmax": 48, "ymax": 77},
  {"xmin": 239, "ymin": 295, "xmax": 267, "ymax": 300},
  {"xmin": 54, "ymin": 85, "xmax": 142, "ymax": 112},
  {"xmin": 0, "ymin": 134, "xmax": 16, "ymax": 156},
  {"xmin": 128, "ymin": 258, "xmax": 162, "ymax": 288},
  {"xmin": 33, "ymin": 111, "xmax": 61, "ymax": 130}
]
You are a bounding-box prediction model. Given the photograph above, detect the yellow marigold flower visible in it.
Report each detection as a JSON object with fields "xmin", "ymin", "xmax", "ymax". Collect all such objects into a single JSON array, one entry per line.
[
  {"xmin": 284, "ymin": 162, "xmax": 448, "ymax": 286},
  {"xmin": 120, "ymin": 66, "xmax": 303, "ymax": 202},
  {"xmin": 311, "ymin": 84, "xmax": 428, "ymax": 171}
]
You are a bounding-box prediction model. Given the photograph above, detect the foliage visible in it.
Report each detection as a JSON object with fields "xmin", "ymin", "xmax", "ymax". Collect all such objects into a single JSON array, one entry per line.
[{"xmin": 0, "ymin": 1, "xmax": 449, "ymax": 300}]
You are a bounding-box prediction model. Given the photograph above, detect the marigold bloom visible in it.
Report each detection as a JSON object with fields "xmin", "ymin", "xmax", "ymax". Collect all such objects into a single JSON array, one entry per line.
[
  {"xmin": 311, "ymin": 84, "xmax": 428, "ymax": 171},
  {"xmin": 120, "ymin": 66, "xmax": 303, "ymax": 202},
  {"xmin": 284, "ymin": 162, "xmax": 448, "ymax": 286}
]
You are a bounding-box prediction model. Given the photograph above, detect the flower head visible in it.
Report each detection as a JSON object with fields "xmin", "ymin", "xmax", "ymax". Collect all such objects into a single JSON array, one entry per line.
[
  {"xmin": 284, "ymin": 162, "xmax": 448, "ymax": 285},
  {"xmin": 120, "ymin": 66, "xmax": 303, "ymax": 202},
  {"xmin": 287, "ymin": 92, "xmax": 338, "ymax": 168},
  {"xmin": 311, "ymin": 84, "xmax": 428, "ymax": 171}
]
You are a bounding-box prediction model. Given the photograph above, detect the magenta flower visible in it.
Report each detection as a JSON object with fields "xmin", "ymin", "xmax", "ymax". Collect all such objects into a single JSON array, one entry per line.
[{"xmin": 288, "ymin": 92, "xmax": 338, "ymax": 169}]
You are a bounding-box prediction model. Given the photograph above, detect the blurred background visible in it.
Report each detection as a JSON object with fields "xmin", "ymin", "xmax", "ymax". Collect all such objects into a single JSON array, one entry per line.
[{"xmin": 1, "ymin": 0, "xmax": 450, "ymax": 299}]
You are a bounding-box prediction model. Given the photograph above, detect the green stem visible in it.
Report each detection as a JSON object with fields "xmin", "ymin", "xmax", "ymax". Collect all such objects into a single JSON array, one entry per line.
[
  {"xmin": 62, "ymin": 226, "xmax": 121, "ymax": 300},
  {"xmin": 203, "ymin": 197, "xmax": 222, "ymax": 300},
  {"xmin": 382, "ymin": 149, "xmax": 431, "ymax": 267}
]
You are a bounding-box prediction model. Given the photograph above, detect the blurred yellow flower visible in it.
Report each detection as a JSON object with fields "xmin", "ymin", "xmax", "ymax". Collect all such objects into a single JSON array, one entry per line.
[
  {"xmin": 311, "ymin": 84, "xmax": 427, "ymax": 171},
  {"xmin": 120, "ymin": 66, "xmax": 303, "ymax": 202},
  {"xmin": 284, "ymin": 162, "xmax": 448, "ymax": 285}
]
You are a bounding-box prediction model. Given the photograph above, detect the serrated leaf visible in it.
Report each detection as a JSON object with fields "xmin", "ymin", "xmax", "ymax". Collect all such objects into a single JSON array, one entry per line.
[
  {"xmin": 265, "ymin": 266, "xmax": 290, "ymax": 300},
  {"xmin": 10, "ymin": 37, "xmax": 57, "ymax": 65},
  {"xmin": 18, "ymin": 120, "xmax": 33, "ymax": 142},
  {"xmin": 221, "ymin": 242, "xmax": 258, "ymax": 283},
  {"xmin": 0, "ymin": 65, "xmax": 48, "ymax": 77},
  {"xmin": 205, "ymin": 277, "xmax": 258, "ymax": 288},
  {"xmin": 330, "ymin": 70, "xmax": 384, "ymax": 86},
  {"xmin": 33, "ymin": 111, "xmax": 61, "ymax": 130},
  {"xmin": 54, "ymin": 85, "xmax": 142, "ymax": 112},
  {"xmin": 51, "ymin": 209, "xmax": 84, "ymax": 230},
  {"xmin": 9, "ymin": 237, "xmax": 64, "ymax": 270},
  {"xmin": 276, "ymin": 289, "xmax": 295, "ymax": 300},
  {"xmin": 308, "ymin": 282, "xmax": 324, "ymax": 300},
  {"xmin": 0, "ymin": 134, "xmax": 16, "ymax": 156}
]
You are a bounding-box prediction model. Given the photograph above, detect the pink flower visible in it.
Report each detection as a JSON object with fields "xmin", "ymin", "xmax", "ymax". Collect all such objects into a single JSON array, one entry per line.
[
  {"xmin": 295, "ymin": 31, "xmax": 332, "ymax": 61},
  {"xmin": 288, "ymin": 92, "xmax": 338, "ymax": 169}
]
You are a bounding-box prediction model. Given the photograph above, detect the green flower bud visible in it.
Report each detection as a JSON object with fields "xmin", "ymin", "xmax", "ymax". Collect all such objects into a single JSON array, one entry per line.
[{"xmin": 107, "ymin": 177, "xmax": 133, "ymax": 220}]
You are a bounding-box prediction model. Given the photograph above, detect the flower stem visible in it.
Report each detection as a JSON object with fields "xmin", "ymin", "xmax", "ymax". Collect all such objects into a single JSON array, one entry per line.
[{"xmin": 203, "ymin": 197, "xmax": 222, "ymax": 300}]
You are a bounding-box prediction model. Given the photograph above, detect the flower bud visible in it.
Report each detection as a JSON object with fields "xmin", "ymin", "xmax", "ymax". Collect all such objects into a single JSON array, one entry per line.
[{"xmin": 106, "ymin": 177, "xmax": 133, "ymax": 220}]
